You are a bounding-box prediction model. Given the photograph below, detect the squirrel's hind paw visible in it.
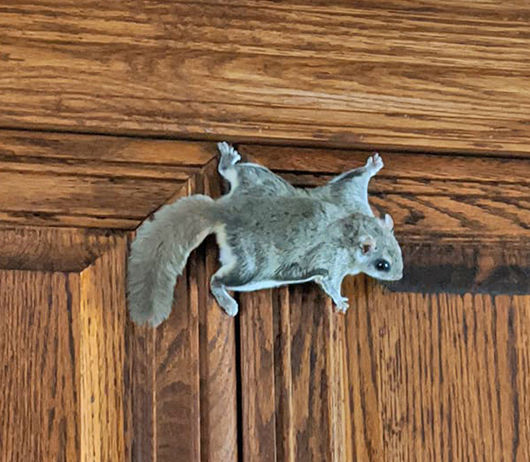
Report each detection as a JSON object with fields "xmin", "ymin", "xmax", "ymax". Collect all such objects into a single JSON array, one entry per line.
[{"xmin": 220, "ymin": 298, "xmax": 239, "ymax": 317}]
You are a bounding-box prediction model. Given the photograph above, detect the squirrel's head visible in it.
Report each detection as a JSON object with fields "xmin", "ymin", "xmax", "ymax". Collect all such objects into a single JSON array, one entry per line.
[{"xmin": 355, "ymin": 214, "xmax": 403, "ymax": 281}]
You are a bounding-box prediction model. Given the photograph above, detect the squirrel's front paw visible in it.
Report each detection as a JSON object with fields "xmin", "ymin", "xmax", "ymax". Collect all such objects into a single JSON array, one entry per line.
[
  {"xmin": 366, "ymin": 152, "xmax": 383, "ymax": 174},
  {"xmin": 334, "ymin": 297, "xmax": 350, "ymax": 313}
]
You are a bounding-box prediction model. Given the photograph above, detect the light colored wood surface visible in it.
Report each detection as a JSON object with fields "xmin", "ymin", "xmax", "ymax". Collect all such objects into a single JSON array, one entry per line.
[
  {"xmin": 77, "ymin": 236, "xmax": 128, "ymax": 461},
  {"xmin": 1, "ymin": 1, "xmax": 529, "ymax": 154}
]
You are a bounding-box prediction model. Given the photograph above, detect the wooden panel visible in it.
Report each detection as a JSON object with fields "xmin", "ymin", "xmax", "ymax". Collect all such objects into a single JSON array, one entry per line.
[
  {"xmin": 0, "ymin": 270, "xmax": 80, "ymax": 461},
  {"xmin": 389, "ymin": 243, "xmax": 530, "ymax": 295},
  {"xmin": 0, "ymin": 234, "xmax": 131, "ymax": 461},
  {"xmin": 234, "ymin": 143, "xmax": 530, "ymax": 459},
  {"xmin": 126, "ymin": 322, "xmax": 156, "ymax": 461},
  {"xmin": 77, "ymin": 235, "xmax": 129, "ymax": 461},
  {"xmin": 196, "ymin": 162, "xmax": 239, "ymax": 462},
  {"xmin": 0, "ymin": 225, "xmax": 120, "ymax": 271},
  {"xmin": 0, "ymin": 226, "xmax": 230, "ymax": 461},
  {"xmin": 1, "ymin": 2, "xmax": 529, "ymax": 154},
  {"xmin": 244, "ymin": 146, "xmax": 530, "ymax": 183},
  {"xmin": 0, "ymin": 170, "xmax": 183, "ymax": 226},
  {"xmin": 197, "ymin": 241, "xmax": 239, "ymax": 462},
  {"xmin": 239, "ymin": 290, "xmax": 277, "ymax": 461},
  {"xmin": 154, "ymin": 264, "xmax": 201, "ymax": 460},
  {"xmin": 0, "ymin": 130, "xmax": 217, "ymax": 229},
  {"xmin": 239, "ymin": 285, "xmax": 349, "ymax": 461},
  {"xmin": 239, "ymin": 277, "xmax": 530, "ymax": 461},
  {"xmin": 127, "ymin": 241, "xmax": 238, "ymax": 462},
  {"xmin": 0, "ymin": 130, "xmax": 215, "ymax": 167},
  {"xmin": 343, "ymin": 275, "xmax": 530, "ymax": 461}
]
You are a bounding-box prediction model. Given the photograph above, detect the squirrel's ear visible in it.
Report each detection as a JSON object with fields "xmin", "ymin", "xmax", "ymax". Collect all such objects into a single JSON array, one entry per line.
[
  {"xmin": 384, "ymin": 213, "xmax": 394, "ymax": 231},
  {"xmin": 359, "ymin": 235, "xmax": 376, "ymax": 255}
]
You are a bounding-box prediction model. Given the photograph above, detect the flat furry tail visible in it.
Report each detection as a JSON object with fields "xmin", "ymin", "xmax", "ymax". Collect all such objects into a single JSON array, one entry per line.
[{"xmin": 127, "ymin": 194, "xmax": 217, "ymax": 326}]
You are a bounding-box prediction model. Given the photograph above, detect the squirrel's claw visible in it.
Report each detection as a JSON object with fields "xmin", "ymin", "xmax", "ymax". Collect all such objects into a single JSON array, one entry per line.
[{"xmin": 365, "ymin": 152, "xmax": 384, "ymax": 174}]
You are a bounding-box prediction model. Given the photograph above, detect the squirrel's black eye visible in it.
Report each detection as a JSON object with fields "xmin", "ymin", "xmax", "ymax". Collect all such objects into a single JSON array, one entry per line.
[{"xmin": 375, "ymin": 259, "xmax": 390, "ymax": 272}]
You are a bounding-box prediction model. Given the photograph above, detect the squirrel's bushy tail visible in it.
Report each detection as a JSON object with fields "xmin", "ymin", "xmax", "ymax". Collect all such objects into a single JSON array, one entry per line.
[{"xmin": 127, "ymin": 195, "xmax": 218, "ymax": 326}]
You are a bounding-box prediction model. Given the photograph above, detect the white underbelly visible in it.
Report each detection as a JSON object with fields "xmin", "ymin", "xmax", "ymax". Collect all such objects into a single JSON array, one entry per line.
[{"xmin": 227, "ymin": 276, "xmax": 318, "ymax": 292}]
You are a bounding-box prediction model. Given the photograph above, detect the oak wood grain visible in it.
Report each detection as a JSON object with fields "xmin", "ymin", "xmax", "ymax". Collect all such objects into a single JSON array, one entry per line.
[
  {"xmin": 0, "ymin": 235, "xmax": 129, "ymax": 461},
  {"xmin": 343, "ymin": 275, "xmax": 530, "ymax": 461},
  {"xmin": 196, "ymin": 163, "xmax": 239, "ymax": 462},
  {"xmin": 239, "ymin": 277, "xmax": 530, "ymax": 461},
  {"xmin": 126, "ymin": 322, "xmax": 156, "ymax": 461},
  {"xmin": 121, "ymin": 160, "xmax": 238, "ymax": 462},
  {"xmin": 155, "ymin": 263, "xmax": 201, "ymax": 461},
  {"xmin": 0, "ymin": 129, "xmax": 528, "ymax": 462},
  {"xmin": 77, "ymin": 235, "xmax": 128, "ymax": 461},
  {"xmin": 0, "ymin": 224, "xmax": 120, "ymax": 271},
  {"xmin": 2, "ymin": 130, "xmax": 527, "ymax": 245},
  {"xmin": 0, "ymin": 130, "xmax": 217, "ymax": 229},
  {"xmin": 0, "ymin": 271, "xmax": 79, "ymax": 461},
  {"xmin": 0, "ymin": 224, "xmax": 235, "ymax": 462},
  {"xmin": 1, "ymin": 1, "xmax": 529, "ymax": 154},
  {"xmin": 239, "ymin": 290, "xmax": 277, "ymax": 461},
  {"xmin": 239, "ymin": 285, "xmax": 350, "ymax": 461},
  {"xmin": 389, "ymin": 243, "xmax": 530, "ymax": 295},
  {"xmin": 0, "ymin": 130, "xmax": 215, "ymax": 167}
]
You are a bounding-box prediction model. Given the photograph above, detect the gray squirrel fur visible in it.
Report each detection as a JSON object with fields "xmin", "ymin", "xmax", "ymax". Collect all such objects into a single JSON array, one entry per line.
[{"xmin": 127, "ymin": 142, "xmax": 403, "ymax": 326}]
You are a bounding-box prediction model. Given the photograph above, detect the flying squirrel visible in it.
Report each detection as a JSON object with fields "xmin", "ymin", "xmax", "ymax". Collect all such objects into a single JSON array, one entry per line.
[{"xmin": 128, "ymin": 142, "xmax": 403, "ymax": 326}]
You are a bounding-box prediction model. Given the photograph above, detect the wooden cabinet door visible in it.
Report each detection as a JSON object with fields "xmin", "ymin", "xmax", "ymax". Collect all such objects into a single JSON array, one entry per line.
[
  {"xmin": 0, "ymin": 133, "xmax": 239, "ymax": 461},
  {"xmin": 235, "ymin": 145, "xmax": 530, "ymax": 462},
  {"xmin": 238, "ymin": 280, "xmax": 530, "ymax": 461},
  {"xmin": 2, "ymin": 1, "xmax": 530, "ymax": 460},
  {"xmin": 0, "ymin": 232, "xmax": 128, "ymax": 461},
  {"xmin": 1, "ymin": 134, "xmax": 528, "ymax": 461}
]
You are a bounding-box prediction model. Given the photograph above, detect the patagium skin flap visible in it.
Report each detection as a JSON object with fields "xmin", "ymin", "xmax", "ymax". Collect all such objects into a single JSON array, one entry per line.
[{"xmin": 127, "ymin": 142, "xmax": 403, "ymax": 326}]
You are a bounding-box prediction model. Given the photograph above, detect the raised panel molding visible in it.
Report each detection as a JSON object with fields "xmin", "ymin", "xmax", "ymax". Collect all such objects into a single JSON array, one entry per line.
[{"xmin": 0, "ymin": 130, "xmax": 217, "ymax": 229}]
